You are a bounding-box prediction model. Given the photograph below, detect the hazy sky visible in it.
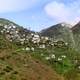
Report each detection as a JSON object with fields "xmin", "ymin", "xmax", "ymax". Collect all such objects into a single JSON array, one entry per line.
[{"xmin": 0, "ymin": 0, "xmax": 80, "ymax": 31}]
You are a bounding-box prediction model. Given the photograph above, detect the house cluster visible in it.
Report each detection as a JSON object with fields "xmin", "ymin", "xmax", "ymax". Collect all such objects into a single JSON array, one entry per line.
[
  {"xmin": 0, "ymin": 24, "xmax": 20, "ymax": 42},
  {"xmin": 0, "ymin": 23, "xmax": 79, "ymax": 71},
  {"xmin": 0, "ymin": 24, "xmax": 69, "ymax": 51}
]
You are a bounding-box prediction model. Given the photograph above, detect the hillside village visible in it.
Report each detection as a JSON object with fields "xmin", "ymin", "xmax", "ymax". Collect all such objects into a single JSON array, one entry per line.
[
  {"xmin": 0, "ymin": 23, "xmax": 80, "ymax": 70},
  {"xmin": 0, "ymin": 19, "xmax": 80, "ymax": 80},
  {"xmin": 0, "ymin": 23, "xmax": 68, "ymax": 49}
]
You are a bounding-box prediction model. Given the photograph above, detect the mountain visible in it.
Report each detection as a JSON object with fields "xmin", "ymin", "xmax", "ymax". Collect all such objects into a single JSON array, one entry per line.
[
  {"xmin": 0, "ymin": 18, "xmax": 31, "ymax": 33},
  {"xmin": 40, "ymin": 23, "xmax": 75, "ymax": 48},
  {"xmin": 0, "ymin": 18, "xmax": 33, "ymax": 45},
  {"xmin": 72, "ymin": 22, "xmax": 80, "ymax": 33},
  {"xmin": 71, "ymin": 22, "xmax": 80, "ymax": 51}
]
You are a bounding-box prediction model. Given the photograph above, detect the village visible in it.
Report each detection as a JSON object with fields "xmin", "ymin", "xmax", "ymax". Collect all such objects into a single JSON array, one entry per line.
[
  {"xmin": 0, "ymin": 23, "xmax": 68, "ymax": 49},
  {"xmin": 0, "ymin": 23, "xmax": 80, "ymax": 71}
]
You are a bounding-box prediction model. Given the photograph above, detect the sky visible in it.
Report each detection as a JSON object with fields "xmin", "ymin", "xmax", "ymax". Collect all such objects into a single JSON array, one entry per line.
[{"xmin": 0, "ymin": 0, "xmax": 80, "ymax": 31}]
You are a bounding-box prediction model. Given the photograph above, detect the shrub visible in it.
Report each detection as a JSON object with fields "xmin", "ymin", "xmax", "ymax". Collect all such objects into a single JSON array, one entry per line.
[{"xmin": 3, "ymin": 65, "xmax": 13, "ymax": 72}]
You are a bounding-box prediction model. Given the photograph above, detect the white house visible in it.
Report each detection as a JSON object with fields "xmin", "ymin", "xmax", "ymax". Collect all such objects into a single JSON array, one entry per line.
[
  {"xmin": 39, "ymin": 44, "xmax": 45, "ymax": 49},
  {"xmin": 58, "ymin": 58, "xmax": 62, "ymax": 61},
  {"xmin": 4, "ymin": 25, "xmax": 7, "ymax": 29},
  {"xmin": 61, "ymin": 55, "xmax": 66, "ymax": 58},
  {"xmin": 26, "ymin": 47, "xmax": 30, "ymax": 51},
  {"xmin": 13, "ymin": 26, "xmax": 16, "ymax": 28},
  {"xmin": 31, "ymin": 47, "xmax": 34, "ymax": 51},
  {"xmin": 45, "ymin": 56, "xmax": 50, "ymax": 60},
  {"xmin": 51, "ymin": 54, "xmax": 55, "ymax": 59}
]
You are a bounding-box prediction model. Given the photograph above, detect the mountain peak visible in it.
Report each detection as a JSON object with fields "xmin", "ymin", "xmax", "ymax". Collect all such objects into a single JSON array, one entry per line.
[
  {"xmin": 59, "ymin": 22, "xmax": 72, "ymax": 28},
  {"xmin": 0, "ymin": 18, "xmax": 12, "ymax": 23},
  {"xmin": 72, "ymin": 21, "xmax": 80, "ymax": 32},
  {"xmin": 0, "ymin": 18, "xmax": 8, "ymax": 20}
]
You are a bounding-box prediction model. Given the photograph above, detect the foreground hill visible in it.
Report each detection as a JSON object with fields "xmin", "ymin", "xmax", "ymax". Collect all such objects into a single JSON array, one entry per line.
[{"xmin": 0, "ymin": 49, "xmax": 64, "ymax": 80}]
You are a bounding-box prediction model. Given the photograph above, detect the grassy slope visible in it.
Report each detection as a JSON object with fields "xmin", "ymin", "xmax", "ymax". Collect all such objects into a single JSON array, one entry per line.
[
  {"xmin": 0, "ymin": 33, "xmax": 64, "ymax": 80},
  {"xmin": 0, "ymin": 46, "xmax": 79, "ymax": 80},
  {"xmin": 0, "ymin": 49, "xmax": 64, "ymax": 80},
  {"xmin": 30, "ymin": 46, "xmax": 80, "ymax": 80},
  {"xmin": 0, "ymin": 38, "xmax": 79, "ymax": 80},
  {"xmin": 0, "ymin": 35, "xmax": 64, "ymax": 80}
]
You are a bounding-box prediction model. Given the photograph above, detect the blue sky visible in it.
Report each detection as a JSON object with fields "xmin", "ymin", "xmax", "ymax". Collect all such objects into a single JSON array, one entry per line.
[{"xmin": 0, "ymin": 0, "xmax": 80, "ymax": 31}]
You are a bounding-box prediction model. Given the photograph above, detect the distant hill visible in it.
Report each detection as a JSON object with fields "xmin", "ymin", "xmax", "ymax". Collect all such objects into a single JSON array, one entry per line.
[
  {"xmin": 0, "ymin": 18, "xmax": 31, "ymax": 33},
  {"xmin": 71, "ymin": 22, "xmax": 80, "ymax": 51},
  {"xmin": 72, "ymin": 22, "xmax": 80, "ymax": 33},
  {"xmin": 40, "ymin": 23, "xmax": 75, "ymax": 48}
]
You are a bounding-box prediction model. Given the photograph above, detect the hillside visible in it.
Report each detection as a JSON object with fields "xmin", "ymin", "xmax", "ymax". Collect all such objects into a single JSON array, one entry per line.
[
  {"xmin": 71, "ymin": 22, "xmax": 80, "ymax": 51},
  {"xmin": 0, "ymin": 49, "xmax": 64, "ymax": 80},
  {"xmin": 0, "ymin": 18, "xmax": 64, "ymax": 80},
  {"xmin": 40, "ymin": 23, "xmax": 75, "ymax": 48},
  {"xmin": 0, "ymin": 18, "xmax": 80, "ymax": 80}
]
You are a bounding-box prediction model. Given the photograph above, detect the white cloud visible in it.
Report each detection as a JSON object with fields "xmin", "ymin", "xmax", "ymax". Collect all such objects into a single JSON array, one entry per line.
[
  {"xmin": 44, "ymin": 0, "xmax": 80, "ymax": 25},
  {"xmin": 0, "ymin": 0, "xmax": 37, "ymax": 13}
]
